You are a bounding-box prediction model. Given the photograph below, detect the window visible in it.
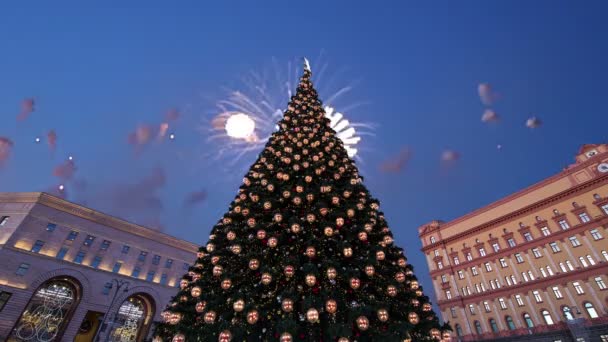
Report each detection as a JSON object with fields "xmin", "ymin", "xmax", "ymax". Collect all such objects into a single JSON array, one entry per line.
[
  {"xmin": 510, "ymin": 275, "xmax": 517, "ymax": 284},
  {"xmin": 469, "ymin": 304, "xmax": 476, "ymax": 314},
  {"xmin": 484, "ymin": 262, "xmax": 492, "ymax": 272},
  {"xmin": 450, "ymin": 307, "xmax": 457, "ymax": 318},
  {"xmin": 103, "ymin": 282, "xmax": 112, "ymax": 295},
  {"xmin": 46, "ymin": 223, "xmax": 57, "ymax": 232},
  {"xmin": 523, "ymin": 232, "xmax": 533, "ymax": 241},
  {"xmin": 603, "ymin": 250, "xmax": 608, "ymax": 261},
  {"xmin": 430, "ymin": 236, "xmax": 436, "ymax": 244},
  {"xmin": 480, "ymin": 283, "xmax": 486, "ymax": 292},
  {"xmin": 528, "ymin": 270, "xmax": 535, "ymax": 281},
  {"xmin": 587, "ymin": 255, "xmax": 596, "ymax": 265},
  {"xmin": 152, "ymin": 255, "xmax": 161, "ymax": 265},
  {"xmin": 590, "ymin": 228, "xmax": 603, "ymax": 240},
  {"xmin": 584, "ymin": 302, "xmax": 599, "ymax": 319},
  {"xmin": 461, "ymin": 287, "xmax": 467, "ymax": 296},
  {"xmin": 542, "ymin": 310, "xmax": 554, "ymax": 325},
  {"xmin": 121, "ymin": 245, "xmax": 130, "ymax": 254},
  {"xmin": 492, "ymin": 243, "xmax": 500, "ymax": 252},
  {"xmin": 566, "ymin": 260, "xmax": 574, "ymax": 271},
  {"xmin": 475, "ymin": 284, "xmax": 481, "ymax": 293},
  {"xmin": 602, "ymin": 204, "xmax": 608, "ymax": 215},
  {"xmin": 506, "ymin": 276, "xmax": 512, "ymax": 286},
  {"xmin": 433, "ymin": 249, "xmax": 439, "ymax": 257},
  {"xmin": 495, "ymin": 278, "xmax": 501, "ymax": 288},
  {"xmin": 563, "ymin": 306, "xmax": 574, "ymax": 320},
  {"xmin": 559, "ymin": 262, "xmax": 567, "ymax": 272},
  {"xmin": 138, "ymin": 251, "xmax": 148, "ymax": 262},
  {"xmin": 455, "ymin": 324, "xmax": 463, "ymax": 337},
  {"xmin": 458, "ymin": 270, "xmax": 464, "ymax": 279},
  {"xmin": 131, "ymin": 266, "xmax": 141, "ymax": 278},
  {"xmin": 0, "ymin": 291, "xmax": 11, "ymax": 312},
  {"xmin": 437, "ymin": 261, "xmax": 444, "ymax": 269},
  {"xmin": 595, "ymin": 277, "xmax": 607, "ymax": 290},
  {"xmin": 532, "ymin": 248, "xmax": 542, "ymax": 258},
  {"xmin": 466, "ymin": 252, "xmax": 473, "ymax": 261},
  {"xmin": 183, "ymin": 262, "xmax": 189, "ymax": 271},
  {"xmin": 558, "ymin": 220, "xmax": 569, "ymax": 230},
  {"xmin": 471, "ymin": 266, "xmax": 478, "ymax": 275},
  {"xmin": 547, "ymin": 265, "xmax": 554, "ymax": 276},
  {"xmin": 490, "ymin": 280, "xmax": 496, "ymax": 289},
  {"xmin": 552, "ymin": 286, "xmax": 563, "ymax": 299},
  {"xmin": 569, "ymin": 236, "xmax": 582, "ymax": 247},
  {"xmin": 533, "ymin": 290, "xmax": 543, "ymax": 303},
  {"xmin": 15, "ymin": 263, "xmax": 30, "ymax": 276},
  {"xmin": 499, "ymin": 298, "xmax": 507, "ymax": 309},
  {"xmin": 165, "ymin": 259, "xmax": 173, "ymax": 268},
  {"xmin": 499, "ymin": 258, "xmax": 508, "ymax": 267},
  {"xmin": 579, "ymin": 256, "xmax": 589, "ymax": 268},
  {"xmin": 441, "ymin": 274, "xmax": 448, "ymax": 283},
  {"xmin": 474, "ymin": 320, "xmax": 482, "ymax": 335},
  {"xmin": 489, "ymin": 318, "xmax": 499, "ymax": 333},
  {"xmin": 30, "ymin": 240, "xmax": 45, "ymax": 253},
  {"xmin": 73, "ymin": 250, "xmax": 86, "ymax": 264},
  {"xmin": 573, "ymin": 282, "xmax": 585, "ymax": 295},
  {"xmin": 550, "ymin": 242, "xmax": 561, "ymax": 253},
  {"xmin": 146, "ymin": 271, "xmax": 155, "ymax": 282},
  {"xmin": 66, "ymin": 230, "xmax": 79, "ymax": 241},
  {"xmin": 0, "ymin": 216, "xmax": 9, "ymax": 226},
  {"xmin": 505, "ymin": 316, "xmax": 516, "ymax": 330},
  {"xmin": 540, "ymin": 267, "xmax": 547, "ymax": 277},
  {"xmin": 100, "ymin": 240, "xmax": 111, "ymax": 250},
  {"xmin": 160, "ymin": 273, "xmax": 168, "ymax": 285},
  {"xmin": 515, "ymin": 295, "xmax": 524, "ymax": 306},
  {"xmin": 83, "ymin": 235, "xmax": 96, "ymax": 246},
  {"xmin": 579, "ymin": 212, "xmax": 591, "ymax": 223},
  {"xmin": 541, "ymin": 226, "xmax": 551, "ymax": 236},
  {"xmin": 112, "ymin": 262, "xmax": 122, "ymax": 273},
  {"xmin": 479, "ymin": 248, "xmax": 487, "ymax": 257},
  {"xmin": 91, "ymin": 256, "xmax": 102, "ymax": 269},
  {"xmin": 507, "ymin": 238, "xmax": 516, "ymax": 247},
  {"xmin": 56, "ymin": 246, "xmax": 69, "ymax": 260},
  {"xmin": 522, "ymin": 272, "xmax": 529, "ymax": 282},
  {"xmin": 523, "ymin": 313, "xmax": 534, "ymax": 328},
  {"xmin": 445, "ymin": 290, "xmax": 452, "ymax": 299},
  {"xmin": 515, "ymin": 253, "xmax": 524, "ymax": 263}
]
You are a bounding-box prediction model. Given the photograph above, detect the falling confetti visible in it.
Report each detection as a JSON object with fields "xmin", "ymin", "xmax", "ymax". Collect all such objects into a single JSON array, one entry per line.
[
  {"xmin": 169, "ymin": 133, "xmax": 175, "ymax": 140},
  {"xmin": 53, "ymin": 159, "xmax": 77, "ymax": 180},
  {"xmin": 478, "ymin": 83, "xmax": 498, "ymax": 106},
  {"xmin": 17, "ymin": 98, "xmax": 35, "ymax": 121},
  {"xmin": 379, "ymin": 147, "xmax": 412, "ymax": 173},
  {"xmin": 526, "ymin": 116, "xmax": 542, "ymax": 129},
  {"xmin": 47, "ymin": 130, "xmax": 57, "ymax": 151},
  {"xmin": 158, "ymin": 122, "xmax": 169, "ymax": 139},
  {"xmin": 184, "ymin": 190, "xmax": 207, "ymax": 207},
  {"xmin": 481, "ymin": 109, "xmax": 499, "ymax": 123},
  {"xmin": 68, "ymin": 155, "xmax": 74, "ymax": 161},
  {"xmin": 165, "ymin": 108, "xmax": 180, "ymax": 122},
  {"xmin": 441, "ymin": 149, "xmax": 460, "ymax": 163},
  {"xmin": 58, "ymin": 184, "xmax": 65, "ymax": 191},
  {"xmin": 0, "ymin": 137, "xmax": 14, "ymax": 167},
  {"xmin": 35, "ymin": 137, "xmax": 41, "ymax": 143}
]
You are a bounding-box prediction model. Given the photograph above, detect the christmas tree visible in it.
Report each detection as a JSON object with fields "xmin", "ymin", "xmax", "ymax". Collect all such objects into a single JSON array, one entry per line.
[{"xmin": 154, "ymin": 60, "xmax": 450, "ymax": 342}]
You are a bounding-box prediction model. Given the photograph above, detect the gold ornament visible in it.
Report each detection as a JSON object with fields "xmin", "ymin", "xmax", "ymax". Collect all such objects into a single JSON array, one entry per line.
[
  {"xmin": 422, "ymin": 303, "xmax": 432, "ymax": 312},
  {"xmin": 232, "ymin": 245, "xmax": 242, "ymax": 254},
  {"xmin": 387, "ymin": 285, "xmax": 397, "ymax": 297},
  {"xmin": 282, "ymin": 298, "xmax": 294, "ymax": 312},
  {"xmin": 305, "ymin": 274, "xmax": 317, "ymax": 287},
  {"xmin": 247, "ymin": 310, "xmax": 259, "ymax": 324},
  {"xmin": 324, "ymin": 227, "xmax": 333, "ymax": 236},
  {"xmin": 377, "ymin": 308, "xmax": 389, "ymax": 322},
  {"xmin": 430, "ymin": 328, "xmax": 441, "ymax": 340},
  {"xmin": 306, "ymin": 246, "xmax": 316, "ymax": 258},
  {"xmin": 306, "ymin": 308, "xmax": 320, "ymax": 323},
  {"xmin": 195, "ymin": 301, "xmax": 206, "ymax": 313},
  {"xmin": 261, "ymin": 272, "xmax": 272, "ymax": 285},
  {"xmin": 213, "ymin": 265, "xmax": 223, "ymax": 277},
  {"xmin": 349, "ymin": 277, "xmax": 361, "ymax": 290},
  {"xmin": 204, "ymin": 311, "xmax": 217, "ymax": 324},
  {"xmin": 249, "ymin": 259, "xmax": 260, "ymax": 270},
  {"xmin": 408, "ymin": 312, "xmax": 419, "ymax": 324},
  {"xmin": 219, "ymin": 330, "xmax": 232, "ymax": 342},
  {"xmin": 358, "ymin": 231, "xmax": 368, "ymax": 241},
  {"xmin": 411, "ymin": 280, "xmax": 419, "ymax": 290},
  {"xmin": 284, "ymin": 265, "xmax": 295, "ymax": 277},
  {"xmin": 233, "ymin": 299, "xmax": 245, "ymax": 312},
  {"xmin": 172, "ymin": 334, "xmax": 186, "ymax": 342},
  {"xmin": 327, "ymin": 267, "xmax": 337, "ymax": 280},
  {"xmin": 325, "ymin": 299, "xmax": 337, "ymax": 314},
  {"xmin": 206, "ymin": 243, "xmax": 215, "ymax": 252},
  {"xmin": 221, "ymin": 279, "xmax": 232, "ymax": 290},
  {"xmin": 256, "ymin": 230, "xmax": 267, "ymax": 239},
  {"xmin": 365, "ymin": 265, "xmax": 375, "ymax": 277},
  {"xmin": 279, "ymin": 333, "xmax": 293, "ymax": 342},
  {"xmin": 291, "ymin": 223, "xmax": 301, "ymax": 233},
  {"xmin": 179, "ymin": 279, "xmax": 188, "ymax": 289},
  {"xmin": 191, "ymin": 286, "xmax": 202, "ymax": 298},
  {"xmin": 356, "ymin": 316, "xmax": 370, "ymax": 331},
  {"xmin": 376, "ymin": 250, "xmax": 386, "ymax": 261},
  {"xmin": 395, "ymin": 272, "xmax": 405, "ymax": 283},
  {"xmin": 268, "ymin": 237, "xmax": 278, "ymax": 248},
  {"xmin": 343, "ymin": 247, "xmax": 353, "ymax": 257}
]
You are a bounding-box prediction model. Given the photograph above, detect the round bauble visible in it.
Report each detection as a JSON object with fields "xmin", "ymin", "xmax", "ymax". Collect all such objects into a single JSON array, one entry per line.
[
  {"xmin": 356, "ymin": 316, "xmax": 370, "ymax": 331},
  {"xmin": 305, "ymin": 274, "xmax": 316, "ymax": 287},
  {"xmin": 377, "ymin": 308, "xmax": 389, "ymax": 322},
  {"xmin": 282, "ymin": 298, "xmax": 294, "ymax": 312},
  {"xmin": 247, "ymin": 310, "xmax": 259, "ymax": 324},
  {"xmin": 221, "ymin": 279, "xmax": 232, "ymax": 290},
  {"xmin": 233, "ymin": 299, "xmax": 245, "ymax": 312},
  {"xmin": 191, "ymin": 286, "xmax": 202, "ymax": 298},
  {"xmin": 172, "ymin": 334, "xmax": 186, "ymax": 342},
  {"xmin": 325, "ymin": 299, "xmax": 337, "ymax": 314},
  {"xmin": 306, "ymin": 308, "xmax": 320, "ymax": 323},
  {"xmin": 219, "ymin": 330, "xmax": 232, "ymax": 342}
]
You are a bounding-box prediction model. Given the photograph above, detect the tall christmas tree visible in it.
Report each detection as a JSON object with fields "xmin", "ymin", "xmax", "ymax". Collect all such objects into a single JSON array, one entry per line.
[{"xmin": 154, "ymin": 60, "xmax": 450, "ymax": 342}]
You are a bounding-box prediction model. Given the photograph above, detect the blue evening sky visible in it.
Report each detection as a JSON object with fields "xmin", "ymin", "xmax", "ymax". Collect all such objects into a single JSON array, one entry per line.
[{"xmin": 1, "ymin": 1, "xmax": 607, "ymax": 306}]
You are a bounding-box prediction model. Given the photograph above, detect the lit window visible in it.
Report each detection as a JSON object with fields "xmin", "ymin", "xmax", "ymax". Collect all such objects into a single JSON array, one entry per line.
[
  {"xmin": 475, "ymin": 284, "xmax": 481, "ymax": 293},
  {"xmin": 559, "ymin": 262, "xmax": 567, "ymax": 272},
  {"xmin": 146, "ymin": 271, "xmax": 155, "ymax": 282},
  {"xmin": 515, "ymin": 295, "xmax": 524, "ymax": 306},
  {"xmin": 584, "ymin": 302, "xmax": 599, "ymax": 319},
  {"xmin": 130, "ymin": 266, "xmax": 141, "ymax": 278},
  {"xmin": 0, "ymin": 216, "xmax": 9, "ymax": 226},
  {"xmin": 479, "ymin": 248, "xmax": 487, "ymax": 257},
  {"xmin": 152, "ymin": 255, "xmax": 161, "ymax": 265},
  {"xmin": 579, "ymin": 256, "xmax": 589, "ymax": 268},
  {"xmin": 505, "ymin": 316, "xmax": 516, "ymax": 330},
  {"xmin": 469, "ymin": 304, "xmax": 475, "ymax": 314},
  {"xmin": 471, "ymin": 267, "xmax": 478, "ymax": 275},
  {"xmin": 489, "ymin": 318, "xmax": 499, "ymax": 333},
  {"xmin": 121, "ymin": 245, "xmax": 130, "ymax": 254},
  {"xmin": 492, "ymin": 243, "xmax": 500, "ymax": 252},
  {"xmin": 522, "ymin": 272, "xmax": 529, "ymax": 282},
  {"xmin": 450, "ymin": 307, "xmax": 457, "ymax": 318},
  {"xmin": 569, "ymin": 236, "xmax": 581, "ymax": 247},
  {"xmin": 566, "ymin": 260, "xmax": 574, "ymax": 271},
  {"xmin": 573, "ymin": 282, "xmax": 585, "ymax": 295},
  {"xmin": 523, "ymin": 232, "xmax": 533, "ymax": 241},
  {"xmin": 0, "ymin": 291, "xmax": 11, "ymax": 312},
  {"xmin": 466, "ymin": 252, "xmax": 473, "ymax": 261},
  {"xmin": 532, "ymin": 248, "xmax": 542, "ymax": 258},
  {"xmin": 586, "ymin": 255, "xmax": 596, "ymax": 265},
  {"xmin": 453, "ymin": 256, "xmax": 460, "ymax": 265},
  {"xmin": 481, "ymin": 283, "xmax": 487, "ymax": 292},
  {"xmin": 441, "ymin": 274, "xmax": 448, "ymax": 283},
  {"xmin": 165, "ymin": 259, "xmax": 173, "ymax": 268},
  {"xmin": 505, "ymin": 276, "xmax": 512, "ymax": 286},
  {"xmin": 499, "ymin": 258, "xmax": 508, "ymax": 267},
  {"xmin": 46, "ymin": 223, "xmax": 57, "ymax": 232},
  {"xmin": 499, "ymin": 298, "xmax": 507, "ymax": 309},
  {"xmin": 30, "ymin": 240, "xmax": 45, "ymax": 253},
  {"xmin": 484, "ymin": 301, "xmax": 491, "ymax": 312},
  {"xmin": 510, "ymin": 275, "xmax": 517, "ymax": 284},
  {"xmin": 103, "ymin": 282, "xmax": 112, "ymax": 295},
  {"xmin": 595, "ymin": 277, "xmax": 607, "ymax": 290},
  {"xmin": 461, "ymin": 287, "xmax": 467, "ymax": 296},
  {"xmin": 138, "ymin": 251, "xmax": 148, "ymax": 262},
  {"xmin": 160, "ymin": 274, "xmax": 168, "ymax": 285},
  {"xmin": 603, "ymin": 250, "xmax": 608, "ymax": 261},
  {"xmin": 83, "ymin": 235, "xmax": 96, "ymax": 246},
  {"xmin": 523, "ymin": 313, "xmax": 534, "ymax": 328},
  {"xmin": 495, "ymin": 278, "xmax": 501, "ymax": 288},
  {"xmin": 590, "ymin": 228, "xmax": 603, "ymax": 240},
  {"xmin": 433, "ymin": 249, "xmax": 439, "ymax": 257},
  {"xmin": 445, "ymin": 290, "xmax": 452, "ymax": 299},
  {"xmin": 56, "ymin": 247, "xmax": 69, "ymax": 260},
  {"xmin": 540, "ymin": 267, "xmax": 547, "ymax": 277},
  {"xmin": 579, "ymin": 212, "xmax": 591, "ymax": 223},
  {"xmin": 458, "ymin": 270, "xmax": 465, "ymax": 279},
  {"xmin": 541, "ymin": 227, "xmax": 551, "ymax": 236},
  {"xmin": 528, "ymin": 270, "xmax": 535, "ymax": 280},
  {"xmin": 430, "ymin": 236, "xmax": 436, "ymax": 244},
  {"xmin": 552, "ymin": 286, "xmax": 563, "ymax": 299},
  {"xmin": 90, "ymin": 256, "xmax": 102, "ymax": 269},
  {"xmin": 515, "ymin": 253, "xmax": 524, "ymax": 263},
  {"xmin": 474, "ymin": 321, "xmax": 482, "ymax": 334},
  {"xmin": 542, "ymin": 310, "xmax": 554, "ymax": 325},
  {"xmin": 533, "ymin": 290, "xmax": 543, "ymax": 303},
  {"xmin": 550, "ymin": 242, "xmax": 561, "ymax": 253},
  {"xmin": 466, "ymin": 286, "xmax": 472, "ymax": 295},
  {"xmin": 15, "ymin": 263, "xmax": 30, "ymax": 276},
  {"xmin": 490, "ymin": 280, "xmax": 496, "ymax": 289},
  {"xmin": 507, "ymin": 238, "xmax": 516, "ymax": 248},
  {"xmin": 484, "ymin": 262, "xmax": 492, "ymax": 272},
  {"xmin": 546, "ymin": 265, "xmax": 554, "ymax": 275},
  {"xmin": 66, "ymin": 230, "xmax": 79, "ymax": 241},
  {"xmin": 601, "ymin": 204, "xmax": 608, "ymax": 215},
  {"xmin": 112, "ymin": 262, "xmax": 122, "ymax": 273},
  {"xmin": 456, "ymin": 325, "xmax": 463, "ymax": 337},
  {"xmin": 437, "ymin": 261, "xmax": 444, "ymax": 269},
  {"xmin": 558, "ymin": 220, "xmax": 569, "ymax": 230},
  {"xmin": 100, "ymin": 240, "xmax": 111, "ymax": 250},
  {"xmin": 73, "ymin": 250, "xmax": 86, "ymax": 264}
]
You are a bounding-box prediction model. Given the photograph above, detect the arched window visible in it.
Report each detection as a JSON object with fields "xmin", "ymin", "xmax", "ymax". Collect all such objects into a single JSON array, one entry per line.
[
  {"xmin": 541, "ymin": 310, "xmax": 554, "ymax": 325},
  {"xmin": 489, "ymin": 318, "xmax": 499, "ymax": 332},
  {"xmin": 535, "ymin": 216, "xmax": 542, "ymax": 222},
  {"xmin": 505, "ymin": 315, "xmax": 516, "ymax": 330},
  {"xmin": 455, "ymin": 324, "xmax": 463, "ymax": 337},
  {"xmin": 562, "ymin": 306, "xmax": 574, "ymax": 320},
  {"xmin": 430, "ymin": 236, "xmax": 436, "ymax": 244},
  {"xmin": 553, "ymin": 209, "xmax": 560, "ymax": 215},
  {"xmin": 108, "ymin": 294, "xmax": 156, "ymax": 342},
  {"xmin": 593, "ymin": 193, "xmax": 601, "ymax": 200},
  {"xmin": 572, "ymin": 201, "xmax": 579, "ymax": 208},
  {"xmin": 474, "ymin": 320, "xmax": 482, "ymax": 335},
  {"xmin": 523, "ymin": 313, "xmax": 534, "ymax": 328},
  {"xmin": 9, "ymin": 277, "xmax": 81, "ymax": 341},
  {"xmin": 584, "ymin": 302, "xmax": 599, "ymax": 319}
]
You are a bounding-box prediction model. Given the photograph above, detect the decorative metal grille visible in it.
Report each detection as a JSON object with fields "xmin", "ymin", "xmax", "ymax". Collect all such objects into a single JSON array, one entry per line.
[{"xmin": 109, "ymin": 298, "xmax": 146, "ymax": 342}]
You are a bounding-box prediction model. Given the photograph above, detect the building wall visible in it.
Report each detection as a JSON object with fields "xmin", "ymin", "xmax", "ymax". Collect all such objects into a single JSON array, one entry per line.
[
  {"xmin": 419, "ymin": 145, "xmax": 608, "ymax": 341},
  {"xmin": 0, "ymin": 192, "xmax": 198, "ymax": 341}
]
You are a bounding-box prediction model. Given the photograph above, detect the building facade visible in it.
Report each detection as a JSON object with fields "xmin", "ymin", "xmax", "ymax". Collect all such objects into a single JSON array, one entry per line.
[
  {"xmin": 419, "ymin": 144, "xmax": 608, "ymax": 342},
  {"xmin": 0, "ymin": 192, "xmax": 198, "ymax": 342}
]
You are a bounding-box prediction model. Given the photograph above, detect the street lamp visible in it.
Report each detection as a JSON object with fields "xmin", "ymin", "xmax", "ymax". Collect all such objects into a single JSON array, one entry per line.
[{"xmin": 93, "ymin": 278, "xmax": 130, "ymax": 342}]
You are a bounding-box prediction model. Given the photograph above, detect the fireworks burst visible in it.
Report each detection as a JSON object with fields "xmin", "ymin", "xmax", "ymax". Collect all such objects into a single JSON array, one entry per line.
[{"xmin": 202, "ymin": 56, "xmax": 374, "ymax": 167}]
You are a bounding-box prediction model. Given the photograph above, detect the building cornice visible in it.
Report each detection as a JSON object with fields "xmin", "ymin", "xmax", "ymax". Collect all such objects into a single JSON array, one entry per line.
[{"xmin": 0, "ymin": 192, "xmax": 199, "ymax": 253}]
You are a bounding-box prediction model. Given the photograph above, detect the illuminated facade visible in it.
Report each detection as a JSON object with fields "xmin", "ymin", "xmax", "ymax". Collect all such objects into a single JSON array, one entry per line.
[
  {"xmin": 0, "ymin": 192, "xmax": 198, "ymax": 342},
  {"xmin": 419, "ymin": 144, "xmax": 608, "ymax": 342}
]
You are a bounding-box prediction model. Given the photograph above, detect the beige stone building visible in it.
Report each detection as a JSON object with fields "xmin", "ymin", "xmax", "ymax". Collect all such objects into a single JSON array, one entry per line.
[
  {"xmin": 0, "ymin": 192, "xmax": 198, "ymax": 342},
  {"xmin": 419, "ymin": 144, "xmax": 608, "ymax": 342}
]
